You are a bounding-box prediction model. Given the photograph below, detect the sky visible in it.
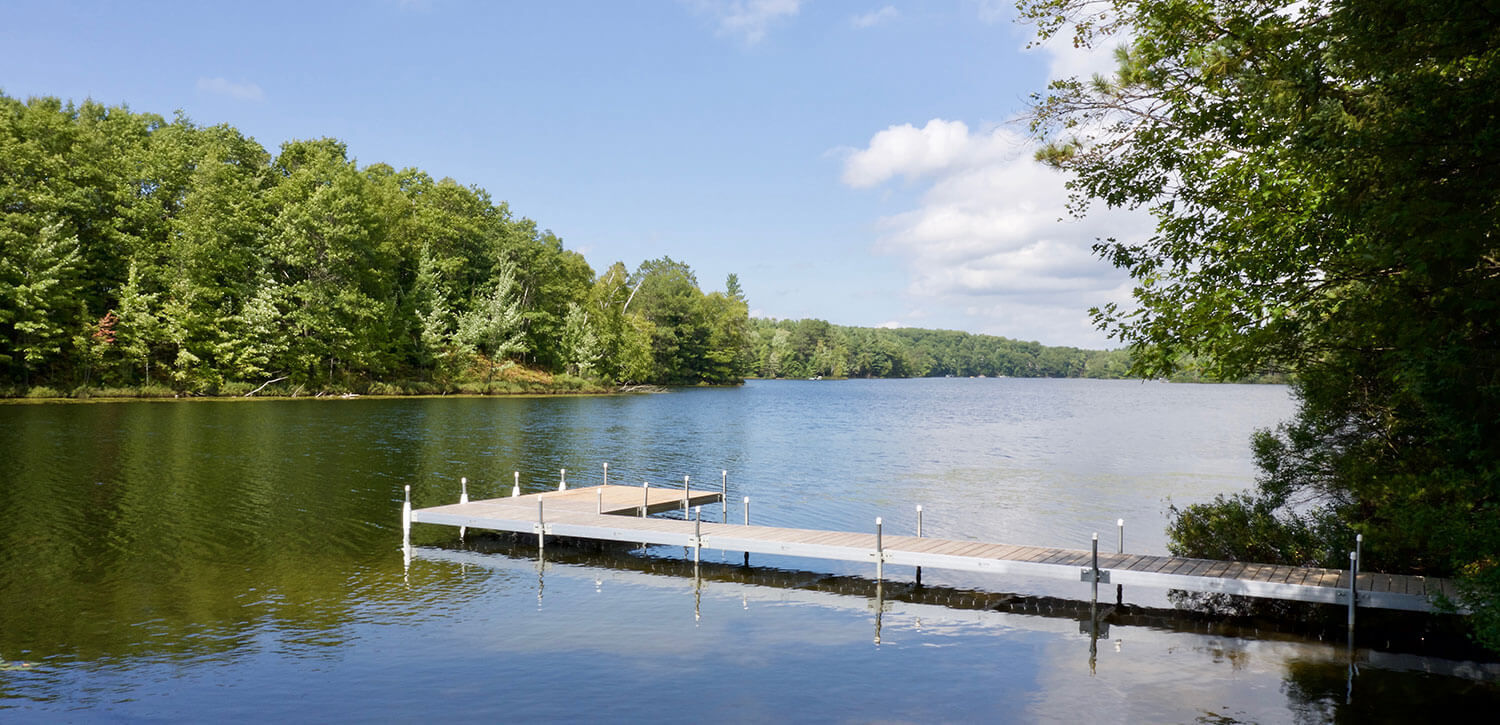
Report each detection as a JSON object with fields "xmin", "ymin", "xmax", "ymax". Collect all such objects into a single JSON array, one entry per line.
[{"xmin": 1, "ymin": 0, "xmax": 1146, "ymax": 348}]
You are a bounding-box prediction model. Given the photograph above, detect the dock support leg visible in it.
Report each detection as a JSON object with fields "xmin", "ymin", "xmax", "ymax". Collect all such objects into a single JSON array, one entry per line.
[
  {"xmin": 915, "ymin": 505, "xmax": 923, "ymax": 587},
  {"xmin": 641, "ymin": 481, "xmax": 649, "ymax": 517},
  {"xmin": 875, "ymin": 517, "xmax": 884, "ymax": 582},
  {"xmin": 559, "ymin": 468, "xmax": 566, "ymax": 491},
  {"xmin": 597, "ymin": 486, "xmax": 603, "ymax": 515},
  {"xmin": 538, "ymin": 499, "xmax": 546, "ymax": 556},
  {"xmin": 1350, "ymin": 549, "xmax": 1362, "ymax": 636},
  {"xmin": 603, "ymin": 462, "xmax": 608, "ymax": 489},
  {"xmin": 1091, "ymin": 533, "xmax": 1100, "ymax": 604},
  {"xmin": 512, "ymin": 471, "xmax": 520, "ymax": 498},
  {"xmin": 683, "ymin": 475, "xmax": 690, "ymax": 517},
  {"xmin": 1116, "ymin": 518, "xmax": 1124, "ymax": 606},
  {"xmin": 721, "ymin": 470, "xmax": 728, "ymax": 521},
  {"xmin": 694, "ymin": 507, "xmax": 701, "ymax": 565},
  {"xmin": 401, "ymin": 484, "xmax": 411, "ymax": 552},
  {"xmin": 743, "ymin": 497, "xmax": 750, "ymax": 567},
  {"xmin": 459, "ymin": 477, "xmax": 469, "ymax": 542}
]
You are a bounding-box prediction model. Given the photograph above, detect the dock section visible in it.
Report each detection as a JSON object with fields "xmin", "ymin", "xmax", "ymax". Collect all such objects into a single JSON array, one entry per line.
[{"xmin": 406, "ymin": 484, "xmax": 1455, "ymax": 614}]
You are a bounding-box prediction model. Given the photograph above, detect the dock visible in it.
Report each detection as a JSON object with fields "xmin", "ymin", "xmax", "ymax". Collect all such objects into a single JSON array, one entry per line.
[{"xmin": 404, "ymin": 483, "xmax": 1459, "ymax": 617}]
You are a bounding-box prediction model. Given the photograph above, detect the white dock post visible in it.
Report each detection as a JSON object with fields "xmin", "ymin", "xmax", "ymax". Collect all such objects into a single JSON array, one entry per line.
[
  {"xmin": 875, "ymin": 517, "xmax": 884, "ymax": 581},
  {"xmin": 915, "ymin": 505, "xmax": 923, "ymax": 587},
  {"xmin": 693, "ymin": 506, "xmax": 702, "ymax": 564},
  {"xmin": 1091, "ymin": 533, "xmax": 1100, "ymax": 603},
  {"xmin": 603, "ymin": 462, "xmax": 608, "ymax": 488},
  {"xmin": 597, "ymin": 486, "xmax": 603, "ymax": 515},
  {"xmin": 742, "ymin": 496, "xmax": 750, "ymax": 566},
  {"xmin": 401, "ymin": 484, "xmax": 411, "ymax": 551},
  {"xmin": 683, "ymin": 475, "xmax": 690, "ymax": 516},
  {"xmin": 512, "ymin": 471, "xmax": 520, "ymax": 497},
  {"xmin": 459, "ymin": 477, "xmax": 469, "ymax": 541},
  {"xmin": 1116, "ymin": 518, "xmax": 1125, "ymax": 606},
  {"xmin": 721, "ymin": 470, "xmax": 728, "ymax": 519},
  {"xmin": 641, "ymin": 481, "xmax": 649, "ymax": 517},
  {"xmin": 1348, "ymin": 550, "xmax": 1358, "ymax": 635},
  {"xmin": 538, "ymin": 498, "xmax": 546, "ymax": 555},
  {"xmin": 559, "ymin": 468, "xmax": 567, "ymax": 491}
]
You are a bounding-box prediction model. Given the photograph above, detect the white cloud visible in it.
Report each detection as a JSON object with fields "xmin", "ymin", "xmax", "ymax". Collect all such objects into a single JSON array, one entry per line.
[
  {"xmin": 691, "ymin": 0, "xmax": 801, "ymax": 45},
  {"xmin": 841, "ymin": 119, "xmax": 1017, "ymax": 188},
  {"xmin": 851, "ymin": 6, "xmax": 898, "ymax": 28},
  {"xmin": 1036, "ymin": 31, "xmax": 1126, "ymax": 83},
  {"xmin": 842, "ymin": 119, "xmax": 1150, "ymax": 347},
  {"xmin": 875, "ymin": 320, "xmax": 902, "ymax": 329},
  {"xmin": 196, "ymin": 77, "xmax": 265, "ymax": 102}
]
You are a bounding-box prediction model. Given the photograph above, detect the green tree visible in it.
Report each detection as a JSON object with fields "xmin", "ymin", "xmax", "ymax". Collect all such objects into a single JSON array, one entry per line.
[
  {"xmin": 0, "ymin": 218, "xmax": 83, "ymax": 385},
  {"xmin": 454, "ymin": 262, "xmax": 527, "ymax": 381},
  {"xmin": 1020, "ymin": 0, "xmax": 1500, "ymax": 645}
]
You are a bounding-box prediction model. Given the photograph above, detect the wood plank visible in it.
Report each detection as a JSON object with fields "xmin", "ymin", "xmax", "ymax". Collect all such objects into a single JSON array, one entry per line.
[
  {"xmin": 922, "ymin": 540, "xmax": 978, "ymax": 557},
  {"xmin": 948, "ymin": 542, "xmax": 997, "ymax": 559},
  {"xmin": 1160, "ymin": 558, "xmax": 1196, "ymax": 576},
  {"xmin": 1043, "ymin": 548, "xmax": 1087, "ymax": 565}
]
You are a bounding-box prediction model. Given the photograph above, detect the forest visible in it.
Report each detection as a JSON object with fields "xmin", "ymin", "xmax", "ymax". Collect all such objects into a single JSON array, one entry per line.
[
  {"xmin": 746, "ymin": 317, "xmax": 1132, "ymax": 379},
  {"xmin": 1, "ymin": 91, "xmax": 1151, "ymax": 397},
  {"xmin": 0, "ymin": 92, "xmax": 750, "ymax": 395}
]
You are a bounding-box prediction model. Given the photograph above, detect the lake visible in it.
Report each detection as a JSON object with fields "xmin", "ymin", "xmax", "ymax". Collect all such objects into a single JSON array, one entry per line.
[{"xmin": 2, "ymin": 378, "xmax": 1497, "ymax": 722}]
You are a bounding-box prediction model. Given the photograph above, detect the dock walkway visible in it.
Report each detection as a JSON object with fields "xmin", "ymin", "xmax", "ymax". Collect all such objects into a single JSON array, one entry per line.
[{"xmin": 406, "ymin": 484, "xmax": 1455, "ymax": 614}]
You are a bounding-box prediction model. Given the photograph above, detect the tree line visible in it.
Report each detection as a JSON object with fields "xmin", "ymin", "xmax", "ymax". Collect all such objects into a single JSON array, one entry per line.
[
  {"xmin": 747, "ymin": 317, "xmax": 1133, "ymax": 379},
  {"xmin": 0, "ymin": 92, "xmax": 748, "ymax": 394}
]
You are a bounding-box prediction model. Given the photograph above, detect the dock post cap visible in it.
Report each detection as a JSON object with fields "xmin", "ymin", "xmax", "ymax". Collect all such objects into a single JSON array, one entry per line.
[
  {"xmin": 1356, "ymin": 533, "xmax": 1363, "ymax": 542},
  {"xmin": 875, "ymin": 517, "xmax": 882, "ymax": 525},
  {"xmin": 404, "ymin": 484, "xmax": 410, "ymax": 499},
  {"xmin": 1092, "ymin": 532, "xmax": 1098, "ymax": 541},
  {"xmin": 1117, "ymin": 518, "xmax": 1124, "ymax": 526}
]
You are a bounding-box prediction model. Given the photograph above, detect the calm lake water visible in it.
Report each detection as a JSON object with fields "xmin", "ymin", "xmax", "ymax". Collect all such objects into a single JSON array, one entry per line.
[{"xmin": 2, "ymin": 378, "xmax": 1497, "ymax": 722}]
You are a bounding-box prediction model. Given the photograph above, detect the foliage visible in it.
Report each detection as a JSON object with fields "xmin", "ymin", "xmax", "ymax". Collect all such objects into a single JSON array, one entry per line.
[
  {"xmin": 0, "ymin": 91, "xmax": 752, "ymax": 392},
  {"xmin": 1019, "ymin": 0, "xmax": 1500, "ymax": 645},
  {"xmin": 747, "ymin": 317, "xmax": 1133, "ymax": 380}
]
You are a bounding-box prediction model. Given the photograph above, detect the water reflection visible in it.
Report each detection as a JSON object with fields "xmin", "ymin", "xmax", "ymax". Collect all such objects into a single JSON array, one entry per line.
[{"xmin": 3, "ymin": 382, "xmax": 1498, "ymax": 721}]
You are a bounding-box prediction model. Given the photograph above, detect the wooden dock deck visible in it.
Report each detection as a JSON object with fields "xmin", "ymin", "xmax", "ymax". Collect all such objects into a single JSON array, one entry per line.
[{"xmin": 405, "ymin": 484, "xmax": 1457, "ymax": 614}]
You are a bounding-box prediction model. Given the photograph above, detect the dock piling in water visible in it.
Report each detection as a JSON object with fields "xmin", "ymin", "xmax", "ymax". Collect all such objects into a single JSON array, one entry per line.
[
  {"xmin": 559, "ymin": 469, "xmax": 567, "ymax": 491},
  {"xmin": 538, "ymin": 498, "xmax": 546, "ymax": 555},
  {"xmin": 1116, "ymin": 518, "xmax": 1124, "ymax": 605},
  {"xmin": 915, "ymin": 505, "xmax": 923, "ymax": 586},
  {"xmin": 721, "ymin": 470, "xmax": 727, "ymax": 519},
  {"xmin": 875, "ymin": 517, "xmax": 884, "ymax": 581},
  {"xmin": 1091, "ymin": 533, "xmax": 1100, "ymax": 603},
  {"xmin": 401, "ymin": 484, "xmax": 411, "ymax": 551},
  {"xmin": 512, "ymin": 471, "xmax": 520, "ymax": 498},
  {"xmin": 459, "ymin": 477, "xmax": 469, "ymax": 541}
]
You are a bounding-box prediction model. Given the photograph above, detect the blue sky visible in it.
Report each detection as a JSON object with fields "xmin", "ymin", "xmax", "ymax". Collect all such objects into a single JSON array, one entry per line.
[{"xmin": 2, "ymin": 0, "xmax": 1143, "ymax": 347}]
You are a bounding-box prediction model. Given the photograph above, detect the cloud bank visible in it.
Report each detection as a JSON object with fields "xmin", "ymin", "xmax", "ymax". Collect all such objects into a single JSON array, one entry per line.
[
  {"xmin": 692, "ymin": 0, "xmax": 801, "ymax": 45},
  {"xmin": 842, "ymin": 119, "xmax": 1149, "ymax": 347},
  {"xmin": 851, "ymin": 6, "xmax": 898, "ymax": 28}
]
